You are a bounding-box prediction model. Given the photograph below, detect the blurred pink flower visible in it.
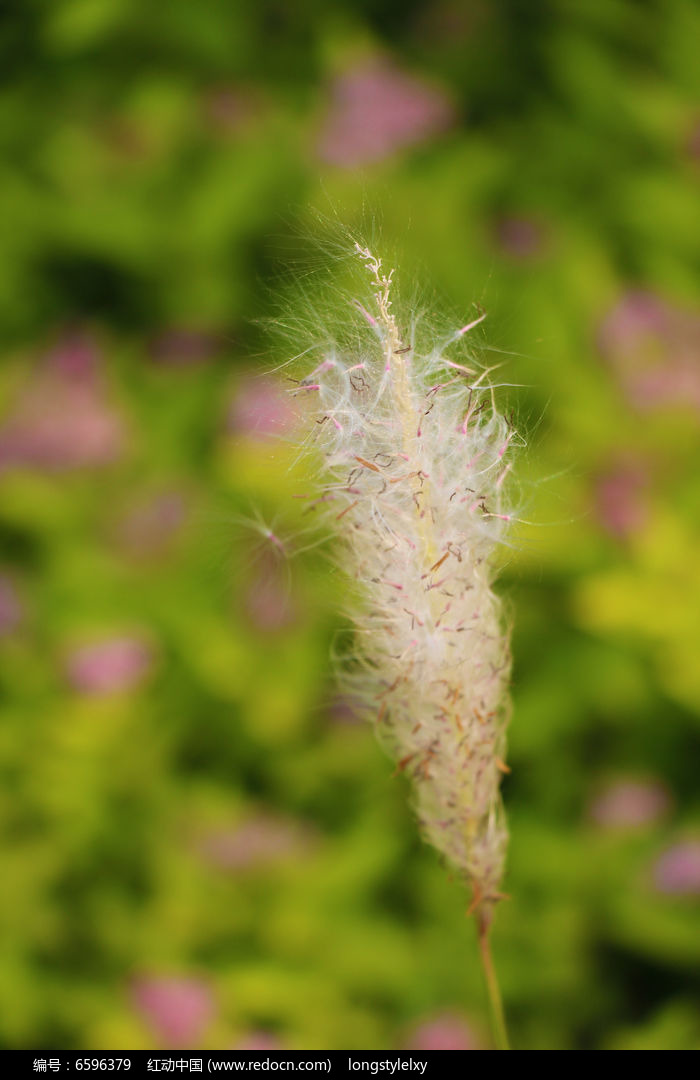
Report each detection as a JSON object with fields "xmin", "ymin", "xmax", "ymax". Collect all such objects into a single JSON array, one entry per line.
[
  {"xmin": 318, "ymin": 58, "xmax": 454, "ymax": 167},
  {"xmin": 0, "ymin": 575, "xmax": 23, "ymax": 636},
  {"xmin": 0, "ymin": 333, "xmax": 124, "ymax": 471},
  {"xmin": 653, "ymin": 841, "xmax": 700, "ymax": 896},
  {"xmin": 66, "ymin": 635, "xmax": 153, "ymax": 695},
  {"xmin": 599, "ymin": 291, "xmax": 669, "ymax": 355},
  {"xmin": 404, "ymin": 1012, "xmax": 481, "ymax": 1051},
  {"xmin": 593, "ymin": 458, "xmax": 649, "ymax": 539},
  {"xmin": 131, "ymin": 976, "xmax": 215, "ymax": 1048},
  {"xmin": 598, "ymin": 292, "xmax": 700, "ymax": 413},
  {"xmin": 588, "ymin": 779, "xmax": 670, "ymax": 829},
  {"xmin": 115, "ymin": 490, "xmax": 187, "ymax": 560},
  {"xmin": 50, "ymin": 333, "xmax": 98, "ymax": 378},
  {"xmin": 196, "ymin": 814, "xmax": 315, "ymax": 872},
  {"xmin": 494, "ymin": 216, "xmax": 545, "ymax": 259},
  {"xmin": 232, "ymin": 1033, "xmax": 284, "ymax": 1051},
  {"xmin": 228, "ymin": 377, "xmax": 298, "ymax": 442},
  {"xmin": 149, "ymin": 329, "xmax": 219, "ymax": 367}
]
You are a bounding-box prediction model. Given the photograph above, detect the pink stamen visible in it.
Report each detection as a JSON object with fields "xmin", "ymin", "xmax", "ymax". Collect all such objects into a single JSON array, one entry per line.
[
  {"xmin": 461, "ymin": 409, "xmax": 476, "ymax": 435},
  {"xmin": 311, "ymin": 359, "xmax": 336, "ymax": 375},
  {"xmin": 457, "ymin": 311, "xmax": 487, "ymax": 336},
  {"xmin": 498, "ymin": 432, "xmax": 514, "ymax": 459},
  {"xmin": 444, "ymin": 360, "xmax": 476, "ymax": 374},
  {"xmin": 496, "ymin": 463, "xmax": 511, "ymax": 489},
  {"xmin": 353, "ymin": 300, "xmax": 378, "ymax": 328}
]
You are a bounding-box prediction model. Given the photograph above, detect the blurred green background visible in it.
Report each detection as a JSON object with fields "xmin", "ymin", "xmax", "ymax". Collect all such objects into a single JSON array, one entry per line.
[{"xmin": 1, "ymin": 0, "xmax": 699, "ymax": 1052}]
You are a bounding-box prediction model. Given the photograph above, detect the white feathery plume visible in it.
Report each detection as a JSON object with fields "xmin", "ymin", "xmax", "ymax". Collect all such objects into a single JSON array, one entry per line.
[{"xmin": 289, "ymin": 242, "xmax": 517, "ymax": 923}]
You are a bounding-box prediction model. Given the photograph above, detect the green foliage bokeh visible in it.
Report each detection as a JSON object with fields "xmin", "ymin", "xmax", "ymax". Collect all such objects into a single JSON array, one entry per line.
[{"xmin": 0, "ymin": 0, "xmax": 698, "ymax": 1052}]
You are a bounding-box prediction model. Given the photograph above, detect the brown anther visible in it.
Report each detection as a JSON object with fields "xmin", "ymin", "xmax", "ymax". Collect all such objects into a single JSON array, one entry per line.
[
  {"xmin": 393, "ymin": 753, "xmax": 415, "ymax": 776},
  {"xmin": 335, "ymin": 499, "xmax": 358, "ymax": 520},
  {"xmin": 429, "ymin": 550, "xmax": 450, "ymax": 574},
  {"xmin": 354, "ymin": 455, "xmax": 381, "ymax": 473},
  {"xmin": 376, "ymin": 676, "xmax": 400, "ymax": 698}
]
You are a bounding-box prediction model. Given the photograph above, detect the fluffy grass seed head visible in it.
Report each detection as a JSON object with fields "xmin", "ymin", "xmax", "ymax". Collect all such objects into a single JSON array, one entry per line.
[{"xmin": 288, "ymin": 242, "xmax": 517, "ymax": 921}]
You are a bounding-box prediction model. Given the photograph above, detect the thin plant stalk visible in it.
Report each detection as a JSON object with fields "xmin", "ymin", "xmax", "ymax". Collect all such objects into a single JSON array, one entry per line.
[{"xmin": 478, "ymin": 914, "xmax": 510, "ymax": 1050}]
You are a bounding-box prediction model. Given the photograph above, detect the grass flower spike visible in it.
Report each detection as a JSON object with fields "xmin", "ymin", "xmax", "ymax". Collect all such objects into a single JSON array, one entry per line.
[{"xmin": 289, "ymin": 242, "xmax": 517, "ymax": 1045}]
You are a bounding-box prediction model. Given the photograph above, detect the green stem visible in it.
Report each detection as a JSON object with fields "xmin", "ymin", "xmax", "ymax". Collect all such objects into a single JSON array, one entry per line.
[{"xmin": 477, "ymin": 916, "xmax": 510, "ymax": 1050}]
